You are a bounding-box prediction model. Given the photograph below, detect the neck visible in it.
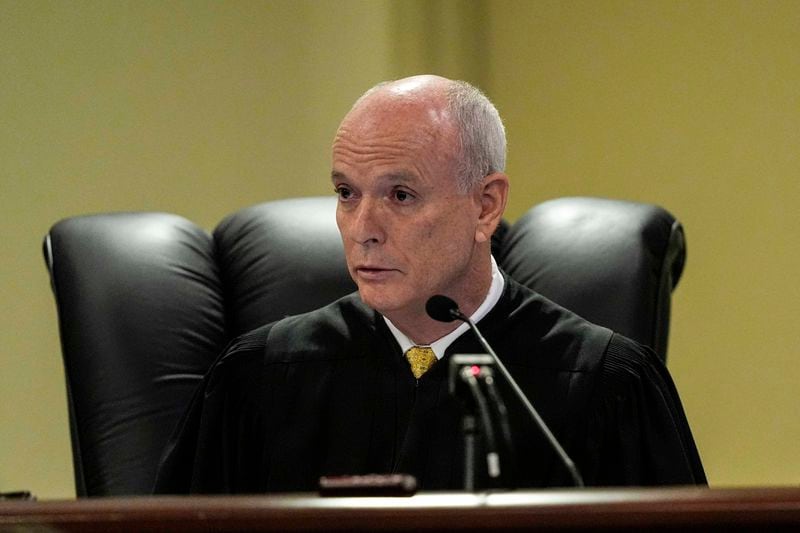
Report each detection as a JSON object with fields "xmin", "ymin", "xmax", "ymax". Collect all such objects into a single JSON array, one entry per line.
[{"xmin": 388, "ymin": 314, "xmax": 461, "ymax": 346}]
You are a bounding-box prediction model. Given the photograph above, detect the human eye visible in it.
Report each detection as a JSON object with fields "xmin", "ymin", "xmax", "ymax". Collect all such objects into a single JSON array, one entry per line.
[
  {"xmin": 334, "ymin": 185, "xmax": 354, "ymax": 201},
  {"xmin": 392, "ymin": 188, "xmax": 416, "ymax": 204}
]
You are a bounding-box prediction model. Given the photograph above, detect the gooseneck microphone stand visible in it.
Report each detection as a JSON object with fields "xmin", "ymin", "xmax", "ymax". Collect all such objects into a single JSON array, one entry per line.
[{"xmin": 429, "ymin": 295, "xmax": 585, "ymax": 489}]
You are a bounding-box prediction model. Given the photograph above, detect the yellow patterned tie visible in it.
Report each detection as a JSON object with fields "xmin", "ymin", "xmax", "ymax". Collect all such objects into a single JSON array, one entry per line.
[{"xmin": 405, "ymin": 346, "xmax": 437, "ymax": 379}]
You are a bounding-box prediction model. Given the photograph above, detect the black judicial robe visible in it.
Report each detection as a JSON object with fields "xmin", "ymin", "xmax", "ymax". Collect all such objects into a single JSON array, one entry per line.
[{"xmin": 154, "ymin": 276, "xmax": 706, "ymax": 493}]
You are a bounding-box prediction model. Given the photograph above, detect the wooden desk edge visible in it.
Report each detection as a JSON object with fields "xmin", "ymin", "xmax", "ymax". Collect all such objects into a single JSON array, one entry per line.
[{"xmin": 2, "ymin": 486, "xmax": 800, "ymax": 531}]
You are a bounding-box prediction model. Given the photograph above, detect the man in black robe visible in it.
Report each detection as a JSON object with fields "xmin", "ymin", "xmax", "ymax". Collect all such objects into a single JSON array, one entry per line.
[{"xmin": 154, "ymin": 75, "xmax": 706, "ymax": 493}]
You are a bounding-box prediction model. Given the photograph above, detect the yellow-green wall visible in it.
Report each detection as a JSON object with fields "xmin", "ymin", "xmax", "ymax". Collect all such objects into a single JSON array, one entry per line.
[{"xmin": 1, "ymin": 0, "xmax": 798, "ymax": 498}]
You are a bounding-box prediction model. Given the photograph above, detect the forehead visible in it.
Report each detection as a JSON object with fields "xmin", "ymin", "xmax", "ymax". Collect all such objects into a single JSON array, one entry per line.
[
  {"xmin": 332, "ymin": 94, "xmax": 458, "ymax": 178},
  {"xmin": 339, "ymin": 96, "xmax": 449, "ymax": 141}
]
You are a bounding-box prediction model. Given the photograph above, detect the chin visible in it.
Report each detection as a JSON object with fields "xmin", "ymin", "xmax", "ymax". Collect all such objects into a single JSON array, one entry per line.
[{"xmin": 357, "ymin": 288, "xmax": 410, "ymax": 316}]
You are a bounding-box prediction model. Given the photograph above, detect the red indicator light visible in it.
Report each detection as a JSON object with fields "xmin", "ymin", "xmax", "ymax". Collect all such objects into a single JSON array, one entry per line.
[{"xmin": 470, "ymin": 365, "xmax": 481, "ymax": 376}]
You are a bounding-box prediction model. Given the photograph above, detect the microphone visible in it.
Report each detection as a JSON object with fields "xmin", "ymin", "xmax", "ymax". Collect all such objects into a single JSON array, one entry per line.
[
  {"xmin": 426, "ymin": 295, "xmax": 585, "ymax": 487},
  {"xmin": 481, "ymin": 366, "xmax": 517, "ymax": 481},
  {"xmin": 461, "ymin": 366, "xmax": 502, "ymax": 482},
  {"xmin": 426, "ymin": 294, "xmax": 467, "ymax": 322}
]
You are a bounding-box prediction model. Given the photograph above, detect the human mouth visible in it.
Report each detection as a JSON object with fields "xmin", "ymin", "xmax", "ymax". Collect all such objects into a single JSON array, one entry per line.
[{"xmin": 355, "ymin": 265, "xmax": 398, "ymax": 281}]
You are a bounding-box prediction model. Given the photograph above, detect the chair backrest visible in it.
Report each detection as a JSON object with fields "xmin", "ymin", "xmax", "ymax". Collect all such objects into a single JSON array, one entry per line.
[
  {"xmin": 500, "ymin": 197, "xmax": 685, "ymax": 359},
  {"xmin": 43, "ymin": 196, "xmax": 685, "ymax": 496}
]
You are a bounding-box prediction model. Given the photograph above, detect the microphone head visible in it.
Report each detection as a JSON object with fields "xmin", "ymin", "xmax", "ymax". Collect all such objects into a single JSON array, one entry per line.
[{"xmin": 426, "ymin": 294, "xmax": 460, "ymax": 323}]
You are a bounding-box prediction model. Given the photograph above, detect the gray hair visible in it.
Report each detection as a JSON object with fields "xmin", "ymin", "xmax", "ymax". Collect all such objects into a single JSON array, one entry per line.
[
  {"xmin": 445, "ymin": 80, "xmax": 506, "ymax": 192},
  {"xmin": 349, "ymin": 78, "xmax": 506, "ymax": 193}
]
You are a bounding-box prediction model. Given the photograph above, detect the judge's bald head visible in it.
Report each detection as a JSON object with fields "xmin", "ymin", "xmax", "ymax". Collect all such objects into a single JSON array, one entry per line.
[{"xmin": 342, "ymin": 75, "xmax": 506, "ymax": 193}]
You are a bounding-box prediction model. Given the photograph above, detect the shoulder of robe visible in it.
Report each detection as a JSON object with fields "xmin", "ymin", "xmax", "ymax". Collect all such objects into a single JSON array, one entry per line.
[
  {"xmin": 597, "ymin": 333, "xmax": 669, "ymax": 394},
  {"xmin": 497, "ymin": 276, "xmax": 614, "ymax": 373},
  {"xmin": 263, "ymin": 292, "xmax": 378, "ymax": 363},
  {"xmin": 205, "ymin": 322, "xmax": 275, "ymax": 392}
]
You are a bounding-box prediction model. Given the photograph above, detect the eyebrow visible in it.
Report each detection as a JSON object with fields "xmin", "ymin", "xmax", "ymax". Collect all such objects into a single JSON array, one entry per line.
[{"xmin": 330, "ymin": 170, "xmax": 418, "ymax": 184}]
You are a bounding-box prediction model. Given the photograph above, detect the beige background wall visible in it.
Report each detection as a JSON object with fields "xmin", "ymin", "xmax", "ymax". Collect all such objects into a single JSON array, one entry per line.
[{"xmin": 1, "ymin": 0, "xmax": 797, "ymax": 498}]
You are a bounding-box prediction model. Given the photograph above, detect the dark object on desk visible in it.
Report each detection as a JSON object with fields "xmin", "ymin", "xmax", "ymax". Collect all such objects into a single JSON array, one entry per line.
[
  {"xmin": 319, "ymin": 474, "xmax": 417, "ymax": 497},
  {"xmin": 0, "ymin": 491, "xmax": 35, "ymax": 501},
  {"xmin": 43, "ymin": 196, "xmax": 686, "ymax": 496}
]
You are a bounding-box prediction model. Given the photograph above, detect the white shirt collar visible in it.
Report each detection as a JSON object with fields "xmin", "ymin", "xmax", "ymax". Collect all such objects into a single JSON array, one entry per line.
[{"xmin": 384, "ymin": 256, "xmax": 505, "ymax": 360}]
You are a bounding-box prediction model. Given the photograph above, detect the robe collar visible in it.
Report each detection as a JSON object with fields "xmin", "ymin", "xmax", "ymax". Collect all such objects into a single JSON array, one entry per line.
[{"xmin": 383, "ymin": 255, "xmax": 505, "ymax": 360}]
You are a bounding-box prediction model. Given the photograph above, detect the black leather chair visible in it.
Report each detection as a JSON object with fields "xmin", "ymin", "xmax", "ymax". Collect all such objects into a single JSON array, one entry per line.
[{"xmin": 43, "ymin": 196, "xmax": 686, "ymax": 497}]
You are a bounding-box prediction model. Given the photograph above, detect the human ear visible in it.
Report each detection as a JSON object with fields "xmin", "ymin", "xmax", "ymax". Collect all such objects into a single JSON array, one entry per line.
[{"xmin": 474, "ymin": 172, "xmax": 509, "ymax": 243}]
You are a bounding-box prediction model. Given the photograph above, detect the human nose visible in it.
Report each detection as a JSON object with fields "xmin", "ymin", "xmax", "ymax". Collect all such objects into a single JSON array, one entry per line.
[{"xmin": 348, "ymin": 198, "xmax": 385, "ymax": 245}]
